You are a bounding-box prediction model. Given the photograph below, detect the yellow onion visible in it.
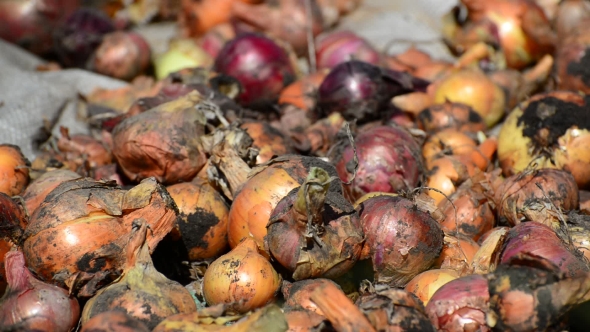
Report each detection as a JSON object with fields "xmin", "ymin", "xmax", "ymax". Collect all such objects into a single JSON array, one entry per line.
[
  {"xmin": 0, "ymin": 144, "xmax": 30, "ymax": 196},
  {"xmin": 202, "ymin": 238, "xmax": 281, "ymax": 314},
  {"xmin": 431, "ymin": 69, "xmax": 506, "ymax": 127},
  {"xmin": 405, "ymin": 268, "xmax": 461, "ymax": 305},
  {"xmin": 497, "ymin": 91, "xmax": 590, "ymax": 188}
]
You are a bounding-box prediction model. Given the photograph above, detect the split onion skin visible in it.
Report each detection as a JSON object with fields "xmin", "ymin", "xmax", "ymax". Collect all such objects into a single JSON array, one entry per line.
[
  {"xmin": 202, "ymin": 238, "xmax": 281, "ymax": 314},
  {"xmin": 0, "ymin": 144, "xmax": 30, "ymax": 196}
]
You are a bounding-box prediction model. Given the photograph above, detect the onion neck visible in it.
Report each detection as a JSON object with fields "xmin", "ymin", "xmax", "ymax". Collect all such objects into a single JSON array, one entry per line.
[{"xmin": 294, "ymin": 167, "xmax": 331, "ymax": 225}]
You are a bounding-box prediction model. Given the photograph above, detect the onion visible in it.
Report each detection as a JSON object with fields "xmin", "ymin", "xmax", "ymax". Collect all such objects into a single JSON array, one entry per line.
[
  {"xmin": 497, "ymin": 91, "xmax": 590, "ymax": 188},
  {"xmin": 445, "ymin": 0, "xmax": 555, "ymax": 69},
  {"xmin": 213, "ymin": 33, "xmax": 297, "ymax": 107},
  {"xmin": 425, "ymin": 274, "xmax": 490, "ymax": 332},
  {"xmin": 487, "ymin": 254, "xmax": 590, "ymax": 331},
  {"xmin": 317, "ymin": 60, "xmax": 429, "ymax": 122},
  {"xmin": 430, "ymin": 68, "xmax": 506, "ymax": 127},
  {"xmin": 493, "ymin": 168, "xmax": 579, "ymax": 228},
  {"xmin": 0, "ymin": 144, "xmax": 30, "ymax": 196},
  {"xmin": 198, "ymin": 23, "xmax": 235, "ymax": 58},
  {"xmin": 80, "ymin": 311, "xmax": 150, "ymax": 332},
  {"xmin": 356, "ymin": 286, "xmax": 435, "ymax": 332},
  {"xmin": 438, "ymin": 178, "xmax": 495, "ymax": 241},
  {"xmin": 0, "ymin": 250, "xmax": 80, "ymax": 332},
  {"xmin": 424, "ymin": 155, "xmax": 469, "ymax": 205},
  {"xmin": 266, "ymin": 167, "xmax": 364, "ymax": 280},
  {"xmin": 500, "ymin": 221, "xmax": 589, "ymax": 278},
  {"xmin": 154, "ymin": 39, "xmax": 213, "ymax": 80},
  {"xmin": 555, "ymin": 25, "xmax": 590, "ymax": 94},
  {"xmin": 0, "ymin": 193, "xmax": 27, "ymax": 245},
  {"xmin": 416, "ymin": 101, "xmax": 486, "ymax": 134},
  {"xmin": 297, "ymin": 112, "xmax": 346, "ymax": 156},
  {"xmin": 357, "ymin": 194, "xmax": 444, "ymax": 287},
  {"xmin": 333, "ymin": 125, "xmax": 423, "ymax": 201},
  {"xmin": 282, "ymin": 278, "xmax": 341, "ymax": 315},
  {"xmin": 56, "ymin": 127, "xmax": 113, "ymax": 172},
  {"xmin": 52, "ymin": 8, "xmax": 115, "ymax": 68},
  {"xmin": 89, "ymin": 31, "xmax": 151, "ymax": 81},
  {"xmin": 241, "ymin": 121, "xmax": 291, "ymax": 164},
  {"xmin": 554, "ymin": 0, "xmax": 590, "ymax": 40},
  {"xmin": 278, "ymin": 70, "xmax": 328, "ymax": 115},
  {"xmin": 22, "ymin": 177, "xmax": 177, "ymax": 295},
  {"xmin": 0, "ymin": 0, "xmax": 79, "ymax": 55},
  {"xmin": 166, "ymin": 179, "xmax": 229, "ymax": 261},
  {"xmin": 21, "ymin": 169, "xmax": 80, "ymax": 216},
  {"xmin": 112, "ymin": 91, "xmax": 208, "ymax": 184},
  {"xmin": 283, "ymin": 308, "xmax": 326, "ymax": 332},
  {"xmin": 231, "ymin": 0, "xmax": 324, "ymax": 56},
  {"xmin": 178, "ymin": 0, "xmax": 261, "ymax": 37},
  {"xmin": 81, "ymin": 222, "xmax": 197, "ymax": 329},
  {"xmin": 203, "ymin": 238, "xmax": 281, "ymax": 314},
  {"xmin": 405, "ymin": 268, "xmax": 461, "ymax": 305},
  {"xmin": 0, "ymin": 240, "xmax": 12, "ymax": 295},
  {"xmin": 315, "ymin": 30, "xmax": 382, "ymax": 69},
  {"xmin": 434, "ymin": 234, "xmax": 480, "ymax": 272},
  {"xmin": 228, "ymin": 154, "xmax": 341, "ymax": 251}
]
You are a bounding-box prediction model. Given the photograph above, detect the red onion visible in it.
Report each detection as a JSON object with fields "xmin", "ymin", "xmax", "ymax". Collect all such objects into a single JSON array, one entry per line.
[
  {"xmin": 357, "ymin": 194, "xmax": 444, "ymax": 287},
  {"xmin": 317, "ymin": 60, "xmax": 429, "ymax": 122},
  {"xmin": 333, "ymin": 125, "xmax": 423, "ymax": 201},
  {"xmin": 0, "ymin": 251, "xmax": 80, "ymax": 332},
  {"xmin": 500, "ymin": 221, "xmax": 589, "ymax": 278},
  {"xmin": 0, "ymin": 0, "xmax": 79, "ymax": 55},
  {"xmin": 266, "ymin": 167, "xmax": 364, "ymax": 280},
  {"xmin": 425, "ymin": 274, "xmax": 490, "ymax": 332},
  {"xmin": 214, "ymin": 33, "xmax": 297, "ymax": 107},
  {"xmin": 315, "ymin": 30, "xmax": 382, "ymax": 69},
  {"xmin": 52, "ymin": 8, "xmax": 115, "ymax": 68}
]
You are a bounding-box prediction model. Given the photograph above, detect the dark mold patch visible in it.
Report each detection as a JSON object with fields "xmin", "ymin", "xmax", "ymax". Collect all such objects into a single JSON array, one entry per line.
[
  {"xmin": 179, "ymin": 208, "xmax": 221, "ymax": 251},
  {"xmin": 566, "ymin": 48, "xmax": 590, "ymax": 86}
]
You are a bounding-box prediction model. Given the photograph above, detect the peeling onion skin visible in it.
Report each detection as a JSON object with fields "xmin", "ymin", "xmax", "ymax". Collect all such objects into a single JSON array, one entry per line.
[
  {"xmin": 497, "ymin": 91, "xmax": 590, "ymax": 188},
  {"xmin": 425, "ymin": 274, "xmax": 491, "ymax": 332},
  {"xmin": 357, "ymin": 195, "xmax": 444, "ymax": 287},
  {"xmin": 494, "ymin": 168, "xmax": 579, "ymax": 228}
]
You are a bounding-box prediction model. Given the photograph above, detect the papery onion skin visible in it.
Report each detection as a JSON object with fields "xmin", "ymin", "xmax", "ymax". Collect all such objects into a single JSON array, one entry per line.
[
  {"xmin": 500, "ymin": 221, "xmax": 589, "ymax": 278},
  {"xmin": 283, "ymin": 307, "xmax": 327, "ymax": 332},
  {"xmin": 425, "ymin": 274, "xmax": 491, "ymax": 332},
  {"xmin": 167, "ymin": 179, "xmax": 229, "ymax": 261},
  {"xmin": 228, "ymin": 155, "xmax": 342, "ymax": 251},
  {"xmin": 357, "ymin": 194, "xmax": 444, "ymax": 287},
  {"xmin": 0, "ymin": 144, "xmax": 30, "ymax": 196},
  {"xmin": 282, "ymin": 278, "xmax": 341, "ymax": 315},
  {"xmin": 497, "ymin": 91, "xmax": 590, "ymax": 188},
  {"xmin": 434, "ymin": 234, "xmax": 480, "ymax": 272},
  {"xmin": 493, "ymin": 168, "xmax": 579, "ymax": 228},
  {"xmin": 203, "ymin": 238, "xmax": 281, "ymax": 314},
  {"xmin": 21, "ymin": 169, "xmax": 81, "ymax": 216},
  {"xmin": 213, "ymin": 33, "xmax": 296, "ymax": 107},
  {"xmin": 241, "ymin": 121, "xmax": 291, "ymax": 164},
  {"xmin": 0, "ymin": 251, "xmax": 80, "ymax": 332},
  {"xmin": 80, "ymin": 311, "xmax": 150, "ymax": 332},
  {"xmin": 333, "ymin": 125, "xmax": 423, "ymax": 201},
  {"xmin": 22, "ymin": 177, "xmax": 178, "ymax": 292}
]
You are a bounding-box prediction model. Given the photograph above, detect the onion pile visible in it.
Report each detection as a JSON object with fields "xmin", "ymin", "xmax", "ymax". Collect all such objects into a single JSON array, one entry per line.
[{"xmin": 5, "ymin": 0, "xmax": 590, "ymax": 330}]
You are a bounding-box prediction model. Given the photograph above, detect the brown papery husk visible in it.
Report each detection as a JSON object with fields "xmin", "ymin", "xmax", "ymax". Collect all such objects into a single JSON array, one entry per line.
[
  {"xmin": 282, "ymin": 278, "xmax": 341, "ymax": 315},
  {"xmin": 202, "ymin": 123, "xmax": 259, "ymax": 200},
  {"xmin": 80, "ymin": 311, "xmax": 150, "ymax": 332},
  {"xmin": 486, "ymin": 254, "xmax": 590, "ymax": 331},
  {"xmin": 434, "ymin": 234, "xmax": 480, "ymax": 274},
  {"xmin": 493, "ymin": 168, "xmax": 579, "ymax": 228},
  {"xmin": 81, "ymin": 222, "xmax": 197, "ymax": 329},
  {"xmin": 111, "ymin": 90, "xmax": 208, "ymax": 185},
  {"xmin": 283, "ymin": 307, "xmax": 328, "ymax": 332},
  {"xmin": 0, "ymin": 193, "xmax": 28, "ymax": 245},
  {"xmin": 56, "ymin": 127, "xmax": 113, "ymax": 171},
  {"xmin": 167, "ymin": 178, "xmax": 229, "ymax": 261},
  {"xmin": 22, "ymin": 177, "xmax": 178, "ymax": 296},
  {"xmin": 356, "ymin": 285, "xmax": 436, "ymax": 331},
  {"xmin": 567, "ymin": 211, "xmax": 590, "ymax": 262},
  {"xmin": 153, "ymin": 303, "xmax": 288, "ymax": 332},
  {"xmin": 241, "ymin": 121, "xmax": 291, "ymax": 165},
  {"xmin": 266, "ymin": 168, "xmax": 364, "ymax": 280},
  {"xmin": 470, "ymin": 226, "xmax": 508, "ymax": 275},
  {"xmin": 21, "ymin": 169, "xmax": 81, "ymax": 217}
]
